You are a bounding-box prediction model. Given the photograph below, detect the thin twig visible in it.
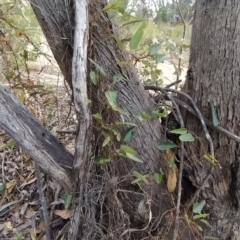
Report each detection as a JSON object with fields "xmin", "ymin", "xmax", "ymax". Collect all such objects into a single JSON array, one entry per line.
[
  {"xmin": 145, "ymin": 85, "xmax": 218, "ymax": 222},
  {"xmin": 165, "ymin": 88, "xmax": 214, "ymax": 157},
  {"xmin": 35, "ymin": 163, "xmax": 51, "ymax": 240},
  {"xmin": 176, "ymin": 1, "xmax": 187, "ymax": 83},
  {"xmin": 173, "ymin": 98, "xmax": 240, "ymax": 143},
  {"xmin": 165, "ymin": 79, "xmax": 182, "ymax": 88},
  {"xmin": 145, "ymin": 85, "xmax": 215, "ymax": 157},
  {"xmin": 156, "ymin": 87, "xmax": 185, "ymax": 240},
  {"xmin": 56, "ymin": 130, "xmax": 76, "ymax": 134},
  {"xmin": 185, "ymin": 165, "xmax": 213, "ymax": 213}
]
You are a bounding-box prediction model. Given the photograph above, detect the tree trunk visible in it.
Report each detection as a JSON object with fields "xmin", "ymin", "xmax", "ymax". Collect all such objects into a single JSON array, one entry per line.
[
  {"xmin": 29, "ymin": 0, "xmax": 190, "ymax": 239},
  {"xmin": 182, "ymin": 0, "xmax": 240, "ymax": 239}
]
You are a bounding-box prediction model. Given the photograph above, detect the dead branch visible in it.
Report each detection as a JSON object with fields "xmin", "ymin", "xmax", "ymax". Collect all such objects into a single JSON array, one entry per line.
[
  {"xmin": 0, "ymin": 83, "xmax": 73, "ymax": 193},
  {"xmin": 68, "ymin": 1, "xmax": 93, "ymax": 239}
]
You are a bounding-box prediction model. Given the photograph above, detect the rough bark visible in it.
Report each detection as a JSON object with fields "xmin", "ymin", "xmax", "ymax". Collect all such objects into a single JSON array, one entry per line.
[
  {"xmin": 30, "ymin": 0, "xmax": 178, "ymax": 238},
  {"xmin": 29, "ymin": 0, "xmax": 74, "ymax": 87},
  {"xmin": 0, "ymin": 83, "xmax": 73, "ymax": 192},
  {"xmin": 182, "ymin": 1, "xmax": 240, "ymax": 239},
  {"xmin": 88, "ymin": 0, "xmax": 174, "ymax": 237}
]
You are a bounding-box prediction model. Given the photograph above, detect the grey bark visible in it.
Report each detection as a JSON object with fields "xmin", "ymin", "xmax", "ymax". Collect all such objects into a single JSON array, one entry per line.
[
  {"xmin": 68, "ymin": 1, "xmax": 92, "ymax": 238},
  {"xmin": 182, "ymin": 0, "xmax": 240, "ymax": 239},
  {"xmin": 0, "ymin": 83, "xmax": 73, "ymax": 192},
  {"xmin": 29, "ymin": 0, "xmax": 74, "ymax": 87},
  {"xmin": 29, "ymin": 0, "xmax": 177, "ymax": 238}
]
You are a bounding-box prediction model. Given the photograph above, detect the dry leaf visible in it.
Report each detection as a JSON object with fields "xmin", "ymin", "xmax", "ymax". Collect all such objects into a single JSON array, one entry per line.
[
  {"xmin": 25, "ymin": 207, "xmax": 36, "ymax": 219},
  {"xmin": 5, "ymin": 221, "xmax": 13, "ymax": 230},
  {"xmin": 27, "ymin": 104, "xmax": 37, "ymax": 117},
  {"xmin": 22, "ymin": 79, "xmax": 34, "ymax": 86},
  {"xmin": 37, "ymin": 221, "xmax": 45, "ymax": 231},
  {"xmin": 20, "ymin": 177, "xmax": 36, "ymax": 189},
  {"xmin": 6, "ymin": 180, "xmax": 16, "ymax": 194},
  {"xmin": 29, "ymin": 228, "xmax": 37, "ymax": 240},
  {"xmin": 167, "ymin": 167, "xmax": 177, "ymax": 192},
  {"xmin": 54, "ymin": 209, "xmax": 71, "ymax": 219},
  {"xmin": 164, "ymin": 149, "xmax": 173, "ymax": 164},
  {"xmin": 0, "ymin": 36, "xmax": 9, "ymax": 42}
]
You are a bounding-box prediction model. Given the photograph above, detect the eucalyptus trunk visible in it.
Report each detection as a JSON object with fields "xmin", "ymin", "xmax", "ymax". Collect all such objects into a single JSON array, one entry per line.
[
  {"xmin": 30, "ymin": 0, "xmax": 176, "ymax": 239},
  {"xmin": 182, "ymin": 0, "xmax": 240, "ymax": 239}
]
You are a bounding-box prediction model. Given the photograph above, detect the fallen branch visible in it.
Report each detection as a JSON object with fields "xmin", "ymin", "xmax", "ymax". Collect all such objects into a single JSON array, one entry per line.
[{"xmin": 0, "ymin": 83, "xmax": 73, "ymax": 193}]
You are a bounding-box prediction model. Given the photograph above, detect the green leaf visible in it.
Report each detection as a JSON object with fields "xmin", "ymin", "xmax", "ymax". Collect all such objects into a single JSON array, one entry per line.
[
  {"xmin": 5, "ymin": 71, "xmax": 15, "ymax": 79},
  {"xmin": 148, "ymin": 43, "xmax": 162, "ymax": 55},
  {"xmin": 193, "ymin": 213, "xmax": 209, "ymax": 220},
  {"xmin": 120, "ymin": 145, "xmax": 136, "ymax": 155},
  {"xmin": 155, "ymin": 53, "xmax": 168, "ymax": 63},
  {"xmin": 5, "ymin": 139, "xmax": 17, "ymax": 148},
  {"xmin": 64, "ymin": 194, "xmax": 72, "ymax": 209},
  {"xmin": 200, "ymin": 219, "xmax": 212, "ymax": 227},
  {"xmin": 204, "ymin": 236, "xmax": 219, "ymax": 240},
  {"xmin": 184, "ymin": 212, "xmax": 190, "ymax": 224},
  {"xmin": 115, "ymin": 122, "xmax": 137, "ymax": 127},
  {"xmin": 169, "ymin": 128, "xmax": 187, "ymax": 134},
  {"xmin": 92, "ymin": 113, "xmax": 102, "ymax": 120},
  {"xmin": 203, "ymin": 154, "xmax": 215, "ymax": 164},
  {"xmin": 122, "ymin": 126, "xmax": 136, "ymax": 143},
  {"xmin": 154, "ymin": 169, "xmax": 164, "ymax": 184},
  {"xmin": 210, "ymin": 102, "xmax": 219, "ymax": 126},
  {"xmin": 19, "ymin": 90, "xmax": 25, "ymax": 104},
  {"xmin": 141, "ymin": 112, "xmax": 151, "ymax": 120},
  {"xmin": 103, "ymin": 1, "xmax": 122, "ymax": 11},
  {"xmin": 193, "ymin": 200, "xmax": 206, "ymax": 214},
  {"xmin": 151, "ymin": 110, "xmax": 166, "ymax": 118},
  {"xmin": 197, "ymin": 224, "xmax": 203, "ymax": 231},
  {"xmin": 116, "ymin": 107, "xmax": 130, "ymax": 116},
  {"xmin": 120, "ymin": 145, "xmax": 142, "ymax": 162},
  {"xmin": 181, "ymin": 43, "xmax": 191, "ymax": 51},
  {"xmin": 0, "ymin": 182, "xmax": 6, "ymax": 193},
  {"xmin": 179, "ymin": 133, "xmax": 195, "ymax": 142},
  {"xmin": 157, "ymin": 141, "xmax": 177, "ymax": 150},
  {"xmin": 113, "ymin": 74, "xmax": 123, "ymax": 83},
  {"xmin": 111, "ymin": 128, "xmax": 121, "ymax": 141},
  {"xmin": 122, "ymin": 19, "xmax": 143, "ymax": 27},
  {"xmin": 112, "ymin": 35, "xmax": 123, "ymax": 48},
  {"xmin": 168, "ymin": 155, "xmax": 175, "ymax": 168},
  {"xmin": 129, "ymin": 23, "xmax": 146, "ymax": 50},
  {"xmin": 32, "ymin": 85, "xmax": 45, "ymax": 89},
  {"xmin": 89, "ymin": 58, "xmax": 106, "ymax": 75},
  {"xmin": 105, "ymin": 90, "xmax": 117, "ymax": 108},
  {"xmin": 94, "ymin": 155, "xmax": 112, "ymax": 165},
  {"xmin": 17, "ymin": 232, "xmax": 23, "ymax": 240},
  {"xmin": 132, "ymin": 171, "xmax": 149, "ymax": 184},
  {"xmin": 90, "ymin": 71, "xmax": 99, "ymax": 85},
  {"xmin": 172, "ymin": 62, "xmax": 181, "ymax": 77},
  {"xmin": 23, "ymin": 50, "xmax": 28, "ymax": 60},
  {"xmin": 102, "ymin": 136, "xmax": 111, "ymax": 147}
]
